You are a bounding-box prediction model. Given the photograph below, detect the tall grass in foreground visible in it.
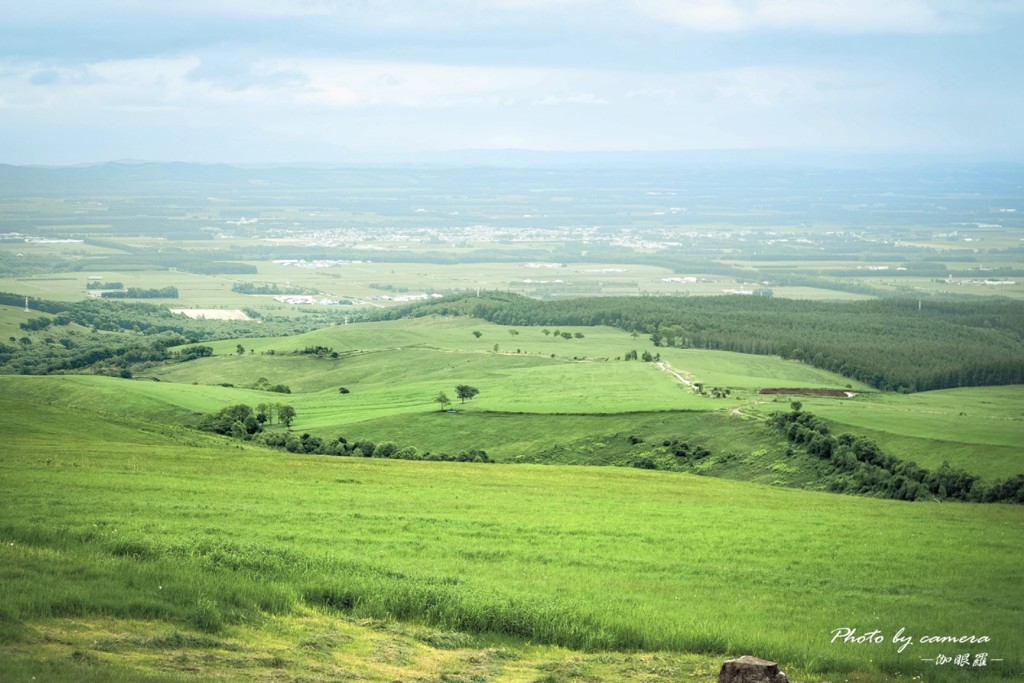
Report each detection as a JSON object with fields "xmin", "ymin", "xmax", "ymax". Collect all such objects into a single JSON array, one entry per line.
[{"xmin": 2, "ymin": 398, "xmax": 1022, "ymax": 681}]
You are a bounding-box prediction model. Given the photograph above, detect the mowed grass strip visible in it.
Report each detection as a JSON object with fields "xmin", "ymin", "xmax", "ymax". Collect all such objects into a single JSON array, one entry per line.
[
  {"xmin": 0, "ymin": 611, "xmax": 731, "ymax": 683},
  {"xmin": 2, "ymin": 398, "xmax": 1022, "ymax": 681}
]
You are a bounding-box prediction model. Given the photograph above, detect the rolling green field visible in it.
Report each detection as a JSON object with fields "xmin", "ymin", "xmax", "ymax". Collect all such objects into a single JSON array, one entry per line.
[
  {"xmin": 4, "ymin": 315, "xmax": 1019, "ymax": 481},
  {"xmin": 2, "ymin": 299, "xmax": 1022, "ymax": 681},
  {"xmin": 3, "ymin": 161, "xmax": 1023, "ymax": 681},
  {"xmin": 159, "ymin": 317, "xmax": 1022, "ymax": 480},
  {"xmin": 2, "ymin": 396, "xmax": 1022, "ymax": 682},
  {"xmin": 761, "ymin": 387, "xmax": 1024, "ymax": 481}
]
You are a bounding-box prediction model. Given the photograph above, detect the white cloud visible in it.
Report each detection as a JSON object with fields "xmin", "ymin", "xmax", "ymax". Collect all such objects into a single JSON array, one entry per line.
[
  {"xmin": 531, "ymin": 93, "xmax": 609, "ymax": 106},
  {"xmin": 637, "ymin": 0, "xmax": 750, "ymax": 31},
  {"xmin": 0, "ymin": 56, "xmax": 595, "ymax": 114},
  {"xmin": 279, "ymin": 59, "xmax": 545, "ymax": 108},
  {"xmin": 0, "ymin": 0, "xmax": 1020, "ymax": 165},
  {"xmin": 758, "ymin": 0, "xmax": 939, "ymax": 32},
  {"xmin": 1, "ymin": 57, "xmax": 200, "ymax": 112},
  {"xmin": 5, "ymin": 0, "xmax": 1021, "ymax": 35},
  {"xmin": 4, "ymin": 0, "xmax": 335, "ymax": 21},
  {"xmin": 710, "ymin": 66, "xmax": 839, "ymax": 107},
  {"xmin": 0, "ymin": 54, "xmax": 869, "ymax": 121},
  {"xmin": 633, "ymin": 0, "xmax": 1020, "ymax": 33}
]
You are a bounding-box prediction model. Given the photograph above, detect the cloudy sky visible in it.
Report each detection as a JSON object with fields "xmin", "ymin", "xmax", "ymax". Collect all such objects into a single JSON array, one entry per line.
[{"xmin": 2, "ymin": 0, "xmax": 1022, "ymax": 164}]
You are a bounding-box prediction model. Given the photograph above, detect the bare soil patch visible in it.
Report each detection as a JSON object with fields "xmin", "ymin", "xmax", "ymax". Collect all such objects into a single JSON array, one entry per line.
[
  {"xmin": 170, "ymin": 309, "xmax": 251, "ymax": 320},
  {"xmin": 759, "ymin": 388, "xmax": 852, "ymax": 397}
]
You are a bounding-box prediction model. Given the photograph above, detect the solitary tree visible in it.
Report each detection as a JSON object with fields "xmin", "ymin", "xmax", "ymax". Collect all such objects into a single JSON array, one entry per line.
[
  {"xmin": 236, "ymin": 344, "xmax": 245, "ymax": 355},
  {"xmin": 472, "ymin": 330, "xmax": 483, "ymax": 339},
  {"xmin": 434, "ymin": 391, "xmax": 452, "ymax": 412},
  {"xmin": 277, "ymin": 404, "xmax": 297, "ymax": 427},
  {"xmin": 455, "ymin": 385, "xmax": 479, "ymax": 403}
]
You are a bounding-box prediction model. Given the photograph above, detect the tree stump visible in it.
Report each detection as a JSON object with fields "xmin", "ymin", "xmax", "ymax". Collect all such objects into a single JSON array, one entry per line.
[{"xmin": 717, "ymin": 655, "xmax": 789, "ymax": 683}]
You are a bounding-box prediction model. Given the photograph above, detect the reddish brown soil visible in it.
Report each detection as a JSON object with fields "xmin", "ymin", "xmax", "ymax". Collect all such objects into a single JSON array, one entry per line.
[{"xmin": 759, "ymin": 388, "xmax": 850, "ymax": 397}]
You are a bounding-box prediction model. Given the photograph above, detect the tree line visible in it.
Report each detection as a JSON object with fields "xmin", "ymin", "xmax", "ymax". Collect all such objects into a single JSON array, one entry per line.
[
  {"xmin": 99, "ymin": 286, "xmax": 179, "ymax": 299},
  {"xmin": 769, "ymin": 404, "xmax": 1023, "ymax": 504},
  {"xmin": 231, "ymin": 282, "xmax": 319, "ymax": 296},
  {"xmin": 367, "ymin": 291, "xmax": 1024, "ymax": 392},
  {"xmin": 197, "ymin": 403, "xmax": 492, "ymax": 462}
]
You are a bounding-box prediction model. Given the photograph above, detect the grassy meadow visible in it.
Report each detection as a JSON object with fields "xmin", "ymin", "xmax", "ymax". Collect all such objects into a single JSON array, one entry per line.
[
  {"xmin": 763, "ymin": 387, "xmax": 1024, "ymax": 481},
  {"xmin": 4, "ymin": 162, "xmax": 1024, "ymax": 680},
  {"xmin": 2, "ymin": 396, "xmax": 1023, "ymax": 682},
  {"xmin": 2, "ymin": 305, "xmax": 1022, "ymax": 681},
  {"xmin": 154, "ymin": 316, "xmax": 1020, "ymax": 479},
  {"xmin": 5, "ymin": 314, "xmax": 1019, "ymax": 479}
]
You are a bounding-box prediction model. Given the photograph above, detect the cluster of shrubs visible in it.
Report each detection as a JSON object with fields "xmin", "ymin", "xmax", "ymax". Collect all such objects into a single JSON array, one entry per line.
[
  {"xmin": 260, "ymin": 434, "xmax": 493, "ymax": 463},
  {"xmin": 177, "ymin": 345, "xmax": 213, "ymax": 361},
  {"xmin": 298, "ymin": 345, "xmax": 339, "ymax": 358},
  {"xmin": 197, "ymin": 403, "xmax": 295, "ymax": 438},
  {"xmin": 250, "ymin": 376, "xmax": 291, "ymax": 393},
  {"xmin": 631, "ymin": 438, "xmax": 713, "ymax": 470},
  {"xmin": 622, "ymin": 349, "xmax": 660, "ymax": 362},
  {"xmin": 770, "ymin": 404, "xmax": 1024, "ymax": 503},
  {"xmin": 19, "ymin": 316, "xmax": 67, "ymax": 331},
  {"xmin": 662, "ymin": 438, "xmax": 711, "ymax": 460},
  {"xmin": 196, "ymin": 403, "xmax": 492, "ymax": 463}
]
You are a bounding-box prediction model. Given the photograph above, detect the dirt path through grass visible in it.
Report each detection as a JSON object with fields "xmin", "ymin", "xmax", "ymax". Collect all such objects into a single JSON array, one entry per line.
[{"xmin": 656, "ymin": 361, "xmax": 698, "ymax": 388}]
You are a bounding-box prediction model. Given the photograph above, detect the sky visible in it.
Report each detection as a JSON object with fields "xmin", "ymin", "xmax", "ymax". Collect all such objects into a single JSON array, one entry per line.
[{"xmin": 1, "ymin": 0, "xmax": 1023, "ymax": 164}]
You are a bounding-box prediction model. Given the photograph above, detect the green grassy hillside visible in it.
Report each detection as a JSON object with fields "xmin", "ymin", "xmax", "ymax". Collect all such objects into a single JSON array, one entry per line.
[
  {"xmin": 0, "ymin": 302, "xmax": 47, "ymax": 339},
  {"xmin": 2, "ymin": 396, "xmax": 1022, "ymax": 682},
  {"xmin": 3, "ymin": 314, "xmax": 1020, "ymax": 483},
  {"xmin": 140, "ymin": 317, "xmax": 1024, "ymax": 481},
  {"xmin": 153, "ymin": 316, "xmax": 864, "ymax": 417},
  {"xmin": 749, "ymin": 386, "xmax": 1024, "ymax": 480}
]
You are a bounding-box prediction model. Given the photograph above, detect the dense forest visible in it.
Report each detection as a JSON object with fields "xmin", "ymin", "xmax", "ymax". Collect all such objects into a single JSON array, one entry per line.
[{"xmin": 369, "ymin": 292, "xmax": 1024, "ymax": 392}]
